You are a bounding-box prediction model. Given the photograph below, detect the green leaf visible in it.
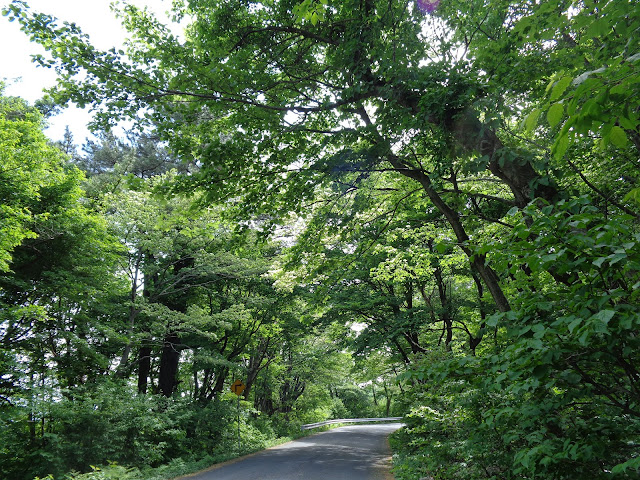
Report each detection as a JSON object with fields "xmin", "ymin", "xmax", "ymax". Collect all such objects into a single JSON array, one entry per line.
[
  {"xmin": 608, "ymin": 126, "xmax": 628, "ymax": 148},
  {"xmin": 486, "ymin": 313, "xmax": 501, "ymax": 328},
  {"xmin": 608, "ymin": 252, "xmax": 627, "ymax": 265},
  {"xmin": 547, "ymin": 103, "xmax": 564, "ymax": 127},
  {"xmin": 532, "ymin": 323, "xmax": 546, "ymax": 338},
  {"xmin": 591, "ymin": 310, "xmax": 615, "ymax": 324},
  {"xmin": 550, "ymin": 76, "xmax": 573, "ymax": 101},
  {"xmin": 563, "ymin": 371, "xmax": 581, "ymax": 384},
  {"xmin": 619, "ymin": 116, "xmax": 638, "ymax": 130},
  {"xmin": 553, "ymin": 134, "xmax": 570, "ymax": 160},
  {"xmin": 568, "ymin": 317, "xmax": 582, "ymax": 334},
  {"xmin": 523, "ymin": 109, "xmax": 541, "ymax": 133},
  {"xmin": 538, "ymin": 302, "xmax": 553, "ymax": 312},
  {"xmin": 528, "ymin": 338, "xmax": 543, "ymax": 349},
  {"xmin": 623, "ymin": 188, "xmax": 640, "ymax": 205},
  {"xmin": 585, "ymin": 18, "xmax": 609, "ymax": 38},
  {"xmin": 611, "ymin": 456, "xmax": 640, "ymax": 474},
  {"xmin": 610, "ymin": 83, "xmax": 627, "ymax": 96},
  {"xmin": 579, "ymin": 331, "xmax": 590, "ymax": 345}
]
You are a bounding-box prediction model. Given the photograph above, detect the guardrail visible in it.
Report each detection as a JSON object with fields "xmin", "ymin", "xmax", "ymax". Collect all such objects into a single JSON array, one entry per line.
[{"xmin": 301, "ymin": 417, "xmax": 403, "ymax": 431}]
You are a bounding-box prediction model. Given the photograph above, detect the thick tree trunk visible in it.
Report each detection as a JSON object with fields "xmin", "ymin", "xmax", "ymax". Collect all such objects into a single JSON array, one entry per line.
[
  {"xmin": 279, "ymin": 375, "xmax": 305, "ymax": 414},
  {"xmin": 243, "ymin": 337, "xmax": 272, "ymax": 400},
  {"xmin": 211, "ymin": 366, "xmax": 228, "ymax": 399},
  {"xmin": 355, "ymin": 107, "xmax": 513, "ymax": 312},
  {"xmin": 157, "ymin": 255, "xmax": 193, "ymax": 397},
  {"xmin": 254, "ymin": 376, "xmax": 276, "ymax": 415},
  {"xmin": 387, "ymin": 85, "xmax": 560, "ymax": 206},
  {"xmin": 451, "ymin": 109, "xmax": 560, "ymax": 207},
  {"xmin": 159, "ymin": 332, "xmax": 181, "ymax": 397}
]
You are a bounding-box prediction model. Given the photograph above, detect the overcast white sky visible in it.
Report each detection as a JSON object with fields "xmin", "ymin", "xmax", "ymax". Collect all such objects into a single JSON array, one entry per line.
[{"xmin": 1, "ymin": 0, "xmax": 175, "ymax": 144}]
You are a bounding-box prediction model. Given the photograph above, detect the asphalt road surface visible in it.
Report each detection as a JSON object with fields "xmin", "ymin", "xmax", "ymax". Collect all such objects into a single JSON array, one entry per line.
[{"xmin": 179, "ymin": 423, "xmax": 403, "ymax": 480}]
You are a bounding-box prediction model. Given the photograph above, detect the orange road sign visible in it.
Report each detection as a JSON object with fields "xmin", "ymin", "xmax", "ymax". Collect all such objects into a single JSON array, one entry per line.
[{"xmin": 231, "ymin": 379, "xmax": 246, "ymax": 396}]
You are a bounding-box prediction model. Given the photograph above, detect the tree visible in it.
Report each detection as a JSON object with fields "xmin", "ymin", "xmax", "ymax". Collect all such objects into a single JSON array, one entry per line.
[
  {"xmin": 0, "ymin": 91, "xmax": 123, "ymax": 396},
  {"xmin": 0, "ymin": 87, "xmax": 72, "ymax": 272},
  {"xmin": 0, "ymin": 90, "xmax": 128, "ymax": 479}
]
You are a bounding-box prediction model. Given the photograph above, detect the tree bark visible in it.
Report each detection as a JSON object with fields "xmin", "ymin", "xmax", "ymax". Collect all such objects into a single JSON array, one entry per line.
[
  {"xmin": 469, "ymin": 273, "xmax": 487, "ymax": 355},
  {"xmin": 434, "ymin": 266, "xmax": 453, "ymax": 351},
  {"xmin": 243, "ymin": 337, "xmax": 272, "ymax": 400},
  {"xmin": 137, "ymin": 344, "xmax": 151, "ymax": 394},
  {"xmin": 159, "ymin": 332, "xmax": 181, "ymax": 397},
  {"xmin": 157, "ymin": 255, "xmax": 193, "ymax": 397},
  {"xmin": 451, "ymin": 109, "xmax": 559, "ymax": 207},
  {"xmin": 117, "ymin": 252, "xmax": 142, "ymax": 377}
]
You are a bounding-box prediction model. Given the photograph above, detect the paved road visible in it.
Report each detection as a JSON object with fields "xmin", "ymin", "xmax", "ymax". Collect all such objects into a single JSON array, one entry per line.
[{"xmin": 179, "ymin": 423, "xmax": 402, "ymax": 480}]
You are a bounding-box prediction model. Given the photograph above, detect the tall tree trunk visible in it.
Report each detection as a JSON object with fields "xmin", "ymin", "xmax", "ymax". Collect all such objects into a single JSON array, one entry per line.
[
  {"xmin": 434, "ymin": 266, "xmax": 453, "ymax": 351},
  {"xmin": 244, "ymin": 337, "xmax": 272, "ymax": 400},
  {"xmin": 254, "ymin": 375, "xmax": 276, "ymax": 415},
  {"xmin": 137, "ymin": 344, "xmax": 151, "ymax": 394},
  {"xmin": 382, "ymin": 380, "xmax": 392, "ymax": 417},
  {"xmin": 469, "ymin": 273, "xmax": 488, "ymax": 355},
  {"xmin": 157, "ymin": 255, "xmax": 193, "ymax": 397},
  {"xmin": 451, "ymin": 109, "xmax": 559, "ymax": 207},
  {"xmin": 210, "ymin": 366, "xmax": 229, "ymax": 399},
  {"xmin": 159, "ymin": 332, "xmax": 181, "ymax": 397},
  {"xmin": 117, "ymin": 306, "xmax": 139, "ymax": 378},
  {"xmin": 117, "ymin": 252, "xmax": 142, "ymax": 377},
  {"xmin": 279, "ymin": 375, "xmax": 305, "ymax": 415}
]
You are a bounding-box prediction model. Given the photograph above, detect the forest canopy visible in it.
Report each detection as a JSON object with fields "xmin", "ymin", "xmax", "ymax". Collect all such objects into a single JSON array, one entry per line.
[{"xmin": 1, "ymin": 0, "xmax": 640, "ymax": 479}]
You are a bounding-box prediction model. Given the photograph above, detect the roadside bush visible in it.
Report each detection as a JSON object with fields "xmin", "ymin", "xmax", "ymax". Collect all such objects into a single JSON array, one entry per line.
[
  {"xmin": 392, "ymin": 198, "xmax": 640, "ymax": 479},
  {"xmin": 64, "ymin": 464, "xmax": 142, "ymax": 480},
  {"xmin": 18, "ymin": 380, "xmax": 238, "ymax": 478}
]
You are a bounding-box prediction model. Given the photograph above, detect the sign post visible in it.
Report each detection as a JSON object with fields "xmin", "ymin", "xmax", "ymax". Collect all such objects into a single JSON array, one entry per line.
[{"xmin": 230, "ymin": 380, "xmax": 246, "ymax": 452}]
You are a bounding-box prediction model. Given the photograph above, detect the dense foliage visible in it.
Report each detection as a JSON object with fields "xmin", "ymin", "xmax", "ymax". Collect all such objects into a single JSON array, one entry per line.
[
  {"xmin": 2, "ymin": 0, "xmax": 640, "ymax": 478},
  {"xmin": 0, "ymin": 96, "xmax": 388, "ymax": 480}
]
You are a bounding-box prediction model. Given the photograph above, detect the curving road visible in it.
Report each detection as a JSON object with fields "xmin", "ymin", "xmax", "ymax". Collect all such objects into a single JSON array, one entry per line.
[{"xmin": 178, "ymin": 423, "xmax": 402, "ymax": 480}]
